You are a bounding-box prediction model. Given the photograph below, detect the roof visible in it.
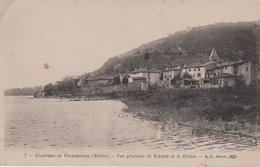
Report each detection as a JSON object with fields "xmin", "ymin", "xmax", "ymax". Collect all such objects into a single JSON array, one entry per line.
[
  {"xmin": 213, "ymin": 62, "xmax": 233, "ymax": 69},
  {"xmin": 209, "ymin": 59, "xmax": 251, "ymax": 69},
  {"xmin": 182, "ymin": 64, "xmax": 206, "ymax": 69},
  {"xmin": 130, "ymin": 69, "xmax": 161, "ymax": 73},
  {"xmin": 212, "ymin": 73, "xmax": 236, "ymax": 78},
  {"xmin": 230, "ymin": 59, "xmax": 251, "ymax": 66},
  {"xmin": 162, "ymin": 68, "xmax": 182, "ymax": 72}
]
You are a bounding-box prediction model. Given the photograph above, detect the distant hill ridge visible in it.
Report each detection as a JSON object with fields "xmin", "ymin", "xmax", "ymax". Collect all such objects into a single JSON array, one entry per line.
[{"xmin": 92, "ymin": 21, "xmax": 259, "ymax": 78}]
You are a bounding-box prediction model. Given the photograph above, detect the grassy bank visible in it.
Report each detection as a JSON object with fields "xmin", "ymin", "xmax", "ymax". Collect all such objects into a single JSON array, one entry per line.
[{"xmin": 121, "ymin": 87, "xmax": 260, "ymax": 141}]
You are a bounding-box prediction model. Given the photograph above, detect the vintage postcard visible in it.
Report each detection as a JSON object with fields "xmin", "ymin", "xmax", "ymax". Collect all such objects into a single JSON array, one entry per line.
[{"xmin": 0, "ymin": 0, "xmax": 260, "ymax": 166}]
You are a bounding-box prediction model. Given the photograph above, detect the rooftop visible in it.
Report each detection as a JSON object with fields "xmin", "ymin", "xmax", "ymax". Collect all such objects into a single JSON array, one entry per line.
[
  {"xmin": 182, "ymin": 64, "xmax": 207, "ymax": 69},
  {"xmin": 211, "ymin": 59, "xmax": 251, "ymax": 69},
  {"xmin": 162, "ymin": 68, "xmax": 182, "ymax": 72},
  {"xmin": 212, "ymin": 73, "xmax": 236, "ymax": 78},
  {"xmin": 130, "ymin": 68, "xmax": 161, "ymax": 73}
]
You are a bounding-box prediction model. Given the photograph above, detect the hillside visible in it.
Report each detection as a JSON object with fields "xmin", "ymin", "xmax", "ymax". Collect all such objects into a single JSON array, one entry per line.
[{"xmin": 93, "ymin": 21, "xmax": 259, "ymax": 77}]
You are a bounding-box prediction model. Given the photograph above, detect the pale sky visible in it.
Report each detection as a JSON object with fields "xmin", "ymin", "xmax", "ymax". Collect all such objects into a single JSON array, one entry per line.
[{"xmin": 1, "ymin": 0, "xmax": 260, "ymax": 89}]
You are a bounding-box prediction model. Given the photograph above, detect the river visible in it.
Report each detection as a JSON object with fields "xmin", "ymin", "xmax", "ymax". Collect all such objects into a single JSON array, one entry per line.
[{"xmin": 3, "ymin": 96, "xmax": 259, "ymax": 152}]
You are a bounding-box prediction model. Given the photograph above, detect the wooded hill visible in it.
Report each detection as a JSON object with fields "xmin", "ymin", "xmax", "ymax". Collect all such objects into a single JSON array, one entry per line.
[{"xmin": 93, "ymin": 21, "xmax": 259, "ymax": 77}]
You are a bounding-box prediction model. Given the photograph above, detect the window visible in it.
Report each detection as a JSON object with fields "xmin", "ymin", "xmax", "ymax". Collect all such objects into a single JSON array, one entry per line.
[
  {"xmin": 189, "ymin": 69, "xmax": 191, "ymax": 72},
  {"xmin": 198, "ymin": 68, "xmax": 200, "ymax": 71},
  {"xmin": 194, "ymin": 68, "xmax": 196, "ymax": 71},
  {"xmin": 197, "ymin": 73, "xmax": 201, "ymax": 77},
  {"xmin": 246, "ymin": 66, "xmax": 249, "ymax": 72}
]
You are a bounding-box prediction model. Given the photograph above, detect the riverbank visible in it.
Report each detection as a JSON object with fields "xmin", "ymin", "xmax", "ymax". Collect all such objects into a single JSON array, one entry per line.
[{"xmin": 121, "ymin": 87, "xmax": 260, "ymax": 143}]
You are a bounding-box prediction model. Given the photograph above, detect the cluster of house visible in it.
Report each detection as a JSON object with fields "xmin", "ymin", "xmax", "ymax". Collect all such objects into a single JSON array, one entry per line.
[{"xmin": 78, "ymin": 48, "xmax": 256, "ymax": 94}]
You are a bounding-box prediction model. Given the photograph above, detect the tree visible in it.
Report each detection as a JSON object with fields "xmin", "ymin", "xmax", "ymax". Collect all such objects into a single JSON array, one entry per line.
[
  {"xmin": 122, "ymin": 76, "xmax": 129, "ymax": 85},
  {"xmin": 113, "ymin": 75, "xmax": 121, "ymax": 85},
  {"xmin": 56, "ymin": 79, "xmax": 78, "ymax": 92},
  {"xmin": 182, "ymin": 72, "xmax": 192, "ymax": 79},
  {"xmin": 170, "ymin": 73, "xmax": 182, "ymax": 87},
  {"xmin": 43, "ymin": 83, "xmax": 56, "ymax": 96}
]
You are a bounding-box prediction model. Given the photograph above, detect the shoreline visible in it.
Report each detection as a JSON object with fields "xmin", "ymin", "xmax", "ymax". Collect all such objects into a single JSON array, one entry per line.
[
  {"xmin": 120, "ymin": 88, "xmax": 260, "ymax": 144},
  {"xmin": 121, "ymin": 100, "xmax": 260, "ymax": 145}
]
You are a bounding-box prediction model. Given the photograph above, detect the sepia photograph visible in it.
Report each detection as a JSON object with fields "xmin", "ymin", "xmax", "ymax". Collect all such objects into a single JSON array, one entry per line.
[{"xmin": 0, "ymin": 0, "xmax": 260, "ymax": 166}]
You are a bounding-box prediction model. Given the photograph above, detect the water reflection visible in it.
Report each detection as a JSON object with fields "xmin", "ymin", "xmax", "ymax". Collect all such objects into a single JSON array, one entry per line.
[{"xmin": 3, "ymin": 97, "xmax": 259, "ymax": 152}]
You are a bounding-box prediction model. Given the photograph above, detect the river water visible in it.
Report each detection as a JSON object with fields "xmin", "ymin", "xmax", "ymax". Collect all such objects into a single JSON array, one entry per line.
[{"xmin": 3, "ymin": 96, "xmax": 259, "ymax": 152}]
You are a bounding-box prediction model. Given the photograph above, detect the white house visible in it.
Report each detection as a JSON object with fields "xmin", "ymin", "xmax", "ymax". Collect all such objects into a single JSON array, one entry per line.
[
  {"xmin": 181, "ymin": 64, "xmax": 206, "ymax": 80},
  {"xmin": 161, "ymin": 68, "xmax": 182, "ymax": 88},
  {"xmin": 128, "ymin": 68, "xmax": 162, "ymax": 87}
]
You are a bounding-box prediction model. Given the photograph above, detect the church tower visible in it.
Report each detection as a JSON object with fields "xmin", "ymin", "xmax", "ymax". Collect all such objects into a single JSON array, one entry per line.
[{"xmin": 209, "ymin": 47, "xmax": 219, "ymax": 63}]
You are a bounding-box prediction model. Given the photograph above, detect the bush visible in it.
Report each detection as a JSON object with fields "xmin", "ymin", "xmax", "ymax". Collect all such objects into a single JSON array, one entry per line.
[{"xmin": 125, "ymin": 87, "xmax": 259, "ymax": 124}]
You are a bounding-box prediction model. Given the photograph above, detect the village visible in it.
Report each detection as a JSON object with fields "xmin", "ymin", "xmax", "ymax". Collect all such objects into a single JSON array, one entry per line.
[
  {"xmin": 55, "ymin": 47, "xmax": 255, "ymax": 97},
  {"xmin": 34, "ymin": 47, "xmax": 257, "ymax": 98}
]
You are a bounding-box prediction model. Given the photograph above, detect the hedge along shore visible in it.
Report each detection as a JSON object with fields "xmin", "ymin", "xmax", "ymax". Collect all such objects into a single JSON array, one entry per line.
[{"xmin": 121, "ymin": 87, "xmax": 260, "ymax": 144}]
